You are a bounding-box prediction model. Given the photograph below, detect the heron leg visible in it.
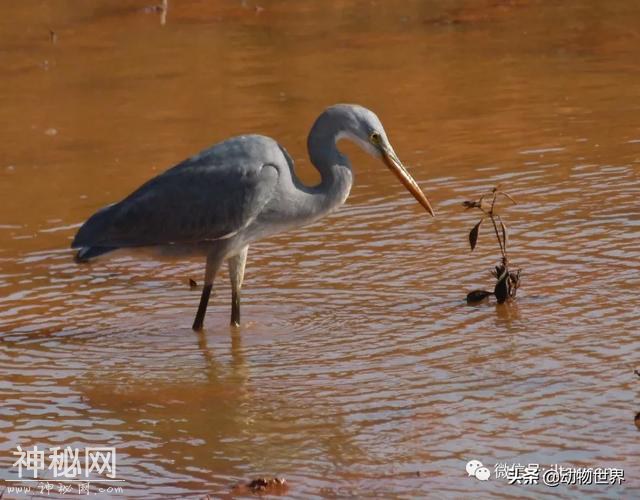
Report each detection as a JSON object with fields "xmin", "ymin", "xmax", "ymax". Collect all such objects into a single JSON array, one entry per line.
[
  {"xmin": 228, "ymin": 245, "xmax": 249, "ymax": 327},
  {"xmin": 192, "ymin": 251, "xmax": 224, "ymax": 331}
]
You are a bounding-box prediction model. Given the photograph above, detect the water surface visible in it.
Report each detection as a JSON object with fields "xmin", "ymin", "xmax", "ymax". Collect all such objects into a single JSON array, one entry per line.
[{"xmin": 1, "ymin": 0, "xmax": 639, "ymax": 497}]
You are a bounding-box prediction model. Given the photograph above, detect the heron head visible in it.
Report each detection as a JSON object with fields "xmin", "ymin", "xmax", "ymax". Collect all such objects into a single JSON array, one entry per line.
[{"xmin": 334, "ymin": 104, "xmax": 435, "ymax": 217}]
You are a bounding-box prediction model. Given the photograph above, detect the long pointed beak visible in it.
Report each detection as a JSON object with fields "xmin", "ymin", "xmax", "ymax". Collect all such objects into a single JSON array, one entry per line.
[{"xmin": 381, "ymin": 147, "xmax": 435, "ymax": 217}]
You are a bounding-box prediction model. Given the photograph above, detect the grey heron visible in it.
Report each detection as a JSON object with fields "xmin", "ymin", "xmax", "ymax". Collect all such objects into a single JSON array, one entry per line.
[{"xmin": 72, "ymin": 104, "xmax": 435, "ymax": 330}]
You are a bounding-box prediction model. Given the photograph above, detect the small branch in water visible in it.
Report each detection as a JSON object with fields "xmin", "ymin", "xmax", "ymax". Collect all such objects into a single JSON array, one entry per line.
[
  {"xmin": 464, "ymin": 186, "xmax": 521, "ymax": 304},
  {"xmin": 143, "ymin": 0, "xmax": 168, "ymax": 25},
  {"xmin": 160, "ymin": 0, "xmax": 168, "ymax": 25}
]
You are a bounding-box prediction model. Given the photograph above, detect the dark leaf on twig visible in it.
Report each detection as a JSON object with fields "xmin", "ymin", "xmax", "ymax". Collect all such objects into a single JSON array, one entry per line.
[
  {"xmin": 491, "ymin": 265, "xmax": 501, "ymax": 279},
  {"xmin": 494, "ymin": 271, "xmax": 509, "ymax": 303},
  {"xmin": 469, "ymin": 219, "xmax": 482, "ymax": 250},
  {"xmin": 463, "ymin": 200, "xmax": 479, "ymax": 209},
  {"xmin": 466, "ymin": 289, "xmax": 493, "ymax": 303}
]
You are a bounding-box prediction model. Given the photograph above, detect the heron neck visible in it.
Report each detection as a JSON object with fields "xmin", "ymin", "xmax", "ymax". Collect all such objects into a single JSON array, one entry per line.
[{"xmin": 305, "ymin": 118, "xmax": 354, "ymax": 216}]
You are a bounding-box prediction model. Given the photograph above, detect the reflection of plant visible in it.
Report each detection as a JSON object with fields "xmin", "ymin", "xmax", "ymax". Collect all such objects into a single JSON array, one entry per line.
[{"xmin": 464, "ymin": 186, "xmax": 521, "ymax": 304}]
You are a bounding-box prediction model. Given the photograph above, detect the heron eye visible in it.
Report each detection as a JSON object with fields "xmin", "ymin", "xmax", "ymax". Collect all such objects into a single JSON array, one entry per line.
[{"xmin": 369, "ymin": 132, "xmax": 381, "ymax": 144}]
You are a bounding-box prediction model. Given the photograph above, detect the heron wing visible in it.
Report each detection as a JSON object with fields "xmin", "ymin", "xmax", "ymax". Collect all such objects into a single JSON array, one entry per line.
[{"xmin": 72, "ymin": 137, "xmax": 281, "ymax": 248}]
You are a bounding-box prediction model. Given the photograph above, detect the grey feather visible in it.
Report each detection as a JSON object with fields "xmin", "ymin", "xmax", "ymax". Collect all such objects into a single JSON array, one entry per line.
[{"xmin": 72, "ymin": 135, "xmax": 281, "ymax": 249}]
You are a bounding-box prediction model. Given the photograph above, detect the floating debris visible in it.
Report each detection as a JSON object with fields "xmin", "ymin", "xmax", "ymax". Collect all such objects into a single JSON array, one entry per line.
[
  {"xmin": 232, "ymin": 477, "xmax": 288, "ymax": 495},
  {"xmin": 466, "ymin": 289, "xmax": 493, "ymax": 303}
]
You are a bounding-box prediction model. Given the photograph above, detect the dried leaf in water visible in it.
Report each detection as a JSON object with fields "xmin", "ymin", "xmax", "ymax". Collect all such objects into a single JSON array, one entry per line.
[
  {"xmin": 189, "ymin": 278, "xmax": 198, "ymax": 288},
  {"xmin": 466, "ymin": 290, "xmax": 493, "ymax": 303},
  {"xmin": 508, "ymin": 269, "xmax": 521, "ymax": 299},
  {"xmin": 494, "ymin": 272, "xmax": 509, "ymax": 303},
  {"xmin": 498, "ymin": 191, "xmax": 517, "ymax": 205},
  {"xmin": 231, "ymin": 477, "xmax": 288, "ymax": 496},
  {"xmin": 246, "ymin": 477, "xmax": 287, "ymax": 493},
  {"xmin": 469, "ymin": 219, "xmax": 483, "ymax": 250},
  {"xmin": 463, "ymin": 200, "xmax": 479, "ymax": 209},
  {"xmin": 500, "ymin": 220, "xmax": 508, "ymax": 251}
]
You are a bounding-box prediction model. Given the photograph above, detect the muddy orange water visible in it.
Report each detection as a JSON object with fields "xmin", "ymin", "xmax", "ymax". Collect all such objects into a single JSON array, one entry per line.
[{"xmin": 1, "ymin": 0, "xmax": 640, "ymax": 497}]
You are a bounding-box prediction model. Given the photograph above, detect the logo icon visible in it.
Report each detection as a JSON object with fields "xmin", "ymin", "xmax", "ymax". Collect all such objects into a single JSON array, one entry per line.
[{"xmin": 466, "ymin": 460, "xmax": 491, "ymax": 481}]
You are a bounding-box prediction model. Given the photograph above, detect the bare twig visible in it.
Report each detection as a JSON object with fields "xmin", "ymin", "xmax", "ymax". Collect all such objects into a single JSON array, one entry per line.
[{"xmin": 160, "ymin": 0, "xmax": 168, "ymax": 25}]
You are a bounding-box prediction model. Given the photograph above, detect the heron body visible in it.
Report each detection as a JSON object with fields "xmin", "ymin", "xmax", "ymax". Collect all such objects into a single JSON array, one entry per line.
[{"xmin": 72, "ymin": 104, "xmax": 434, "ymax": 330}]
